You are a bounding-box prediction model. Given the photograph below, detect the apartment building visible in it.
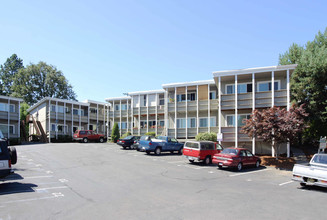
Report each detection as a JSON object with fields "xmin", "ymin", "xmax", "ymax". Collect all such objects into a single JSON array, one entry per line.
[
  {"xmin": 0, "ymin": 95, "xmax": 23, "ymax": 139},
  {"xmin": 105, "ymin": 64, "xmax": 297, "ymax": 156},
  {"xmin": 28, "ymin": 97, "xmax": 109, "ymax": 142}
]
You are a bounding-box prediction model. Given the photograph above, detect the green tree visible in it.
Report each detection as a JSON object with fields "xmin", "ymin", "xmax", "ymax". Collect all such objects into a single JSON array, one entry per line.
[
  {"xmin": 20, "ymin": 102, "xmax": 30, "ymax": 139},
  {"xmin": 0, "ymin": 54, "xmax": 24, "ymax": 95},
  {"xmin": 111, "ymin": 122, "xmax": 120, "ymax": 143},
  {"xmin": 121, "ymin": 131, "xmax": 131, "ymax": 139},
  {"xmin": 195, "ymin": 132, "xmax": 217, "ymax": 142},
  {"xmin": 12, "ymin": 61, "xmax": 77, "ymax": 105},
  {"xmin": 279, "ymin": 28, "xmax": 327, "ymax": 144}
]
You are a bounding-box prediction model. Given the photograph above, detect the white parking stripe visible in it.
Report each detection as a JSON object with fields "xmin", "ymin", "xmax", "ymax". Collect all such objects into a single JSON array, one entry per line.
[
  {"xmin": 35, "ymin": 186, "xmax": 69, "ymax": 191},
  {"xmin": 229, "ymin": 169, "xmax": 270, "ymax": 177},
  {"xmin": 24, "ymin": 175, "xmax": 54, "ymax": 179},
  {"xmin": 279, "ymin": 181, "xmax": 294, "ymax": 186}
]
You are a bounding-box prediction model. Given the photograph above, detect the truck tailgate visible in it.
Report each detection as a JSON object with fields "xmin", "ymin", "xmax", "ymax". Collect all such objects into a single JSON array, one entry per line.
[{"xmin": 293, "ymin": 164, "xmax": 327, "ymax": 180}]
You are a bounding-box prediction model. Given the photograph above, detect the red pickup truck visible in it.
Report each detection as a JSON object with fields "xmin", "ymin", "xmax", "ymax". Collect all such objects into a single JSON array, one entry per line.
[
  {"xmin": 183, "ymin": 141, "xmax": 223, "ymax": 165},
  {"xmin": 73, "ymin": 130, "xmax": 105, "ymax": 143}
]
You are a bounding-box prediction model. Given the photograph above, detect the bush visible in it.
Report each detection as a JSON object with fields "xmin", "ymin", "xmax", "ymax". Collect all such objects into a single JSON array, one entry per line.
[
  {"xmin": 111, "ymin": 122, "xmax": 120, "ymax": 143},
  {"xmin": 195, "ymin": 132, "xmax": 217, "ymax": 142},
  {"xmin": 121, "ymin": 132, "xmax": 131, "ymax": 139},
  {"xmin": 145, "ymin": 132, "xmax": 156, "ymax": 137},
  {"xmin": 51, "ymin": 135, "xmax": 73, "ymax": 143},
  {"xmin": 8, "ymin": 138, "xmax": 21, "ymax": 146}
]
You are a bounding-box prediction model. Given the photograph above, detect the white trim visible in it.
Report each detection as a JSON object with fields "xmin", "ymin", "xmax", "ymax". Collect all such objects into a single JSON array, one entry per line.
[
  {"xmin": 127, "ymin": 89, "xmax": 165, "ymax": 96},
  {"xmin": 162, "ymin": 79, "xmax": 215, "ymax": 88},
  {"xmin": 105, "ymin": 97, "xmax": 131, "ymax": 102},
  {"xmin": 271, "ymin": 71, "xmax": 275, "ymax": 106},
  {"xmin": 28, "ymin": 97, "xmax": 89, "ymax": 112},
  {"xmin": 0, "ymin": 95, "xmax": 23, "ymax": 102},
  {"xmin": 213, "ymin": 64, "xmax": 297, "ymax": 77}
]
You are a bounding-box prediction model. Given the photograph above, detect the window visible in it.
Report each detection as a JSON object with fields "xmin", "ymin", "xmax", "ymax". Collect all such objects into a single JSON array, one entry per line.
[
  {"xmin": 9, "ymin": 105, "xmax": 15, "ymax": 113},
  {"xmin": 177, "ymin": 94, "xmax": 186, "ymax": 102},
  {"xmin": 159, "ymin": 94, "xmax": 165, "ymax": 105},
  {"xmin": 159, "ymin": 121, "xmax": 165, "ymax": 127},
  {"xmin": 51, "ymin": 105, "xmax": 56, "ymax": 112},
  {"xmin": 51, "ymin": 124, "xmax": 56, "ymax": 131},
  {"xmin": 210, "ymin": 91, "xmax": 216, "ymax": 100},
  {"xmin": 90, "ymin": 108, "xmax": 97, "ymax": 114},
  {"xmin": 246, "ymin": 150, "xmax": 253, "ymax": 157},
  {"xmin": 226, "ymin": 83, "xmax": 252, "ymax": 94},
  {"xmin": 121, "ymin": 104, "xmax": 127, "ymax": 110},
  {"xmin": 73, "ymin": 109, "xmax": 85, "ymax": 116},
  {"xmin": 201, "ymin": 143, "xmax": 215, "ymax": 150},
  {"xmin": 199, "ymin": 118, "xmax": 208, "ymax": 127},
  {"xmin": 226, "ymin": 114, "xmax": 251, "ymax": 127},
  {"xmin": 177, "ymin": 118, "xmax": 186, "ymax": 128},
  {"xmin": 187, "ymin": 92, "xmax": 196, "ymax": 101},
  {"xmin": 0, "ymin": 124, "xmax": 15, "ymax": 135},
  {"xmin": 210, "ymin": 117, "xmax": 216, "ymax": 127},
  {"xmin": 144, "ymin": 95, "xmax": 147, "ymax": 107},
  {"xmin": 257, "ymin": 81, "xmax": 280, "ymax": 92},
  {"xmin": 120, "ymin": 122, "xmax": 127, "ymax": 129},
  {"xmin": 115, "ymin": 104, "xmax": 120, "ymax": 111},
  {"xmin": 188, "ymin": 118, "xmax": 196, "ymax": 128},
  {"xmin": 140, "ymin": 121, "xmax": 147, "ymax": 128}
]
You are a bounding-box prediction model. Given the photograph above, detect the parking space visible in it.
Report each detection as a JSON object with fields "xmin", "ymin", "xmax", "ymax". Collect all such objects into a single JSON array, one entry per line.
[{"xmin": 1, "ymin": 142, "xmax": 326, "ymax": 219}]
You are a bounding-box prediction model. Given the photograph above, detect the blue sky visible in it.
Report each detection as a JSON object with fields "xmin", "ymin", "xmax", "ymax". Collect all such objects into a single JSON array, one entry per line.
[{"xmin": 0, "ymin": 0, "xmax": 326, "ymax": 103}]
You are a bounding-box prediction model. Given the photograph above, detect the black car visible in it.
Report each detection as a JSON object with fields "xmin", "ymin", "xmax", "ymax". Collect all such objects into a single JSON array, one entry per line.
[
  {"xmin": 117, "ymin": 135, "xmax": 140, "ymax": 149},
  {"xmin": 0, "ymin": 131, "xmax": 17, "ymax": 179}
]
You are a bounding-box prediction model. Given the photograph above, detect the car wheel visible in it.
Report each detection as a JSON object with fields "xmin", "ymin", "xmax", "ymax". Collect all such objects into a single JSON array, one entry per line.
[
  {"xmin": 155, "ymin": 147, "xmax": 161, "ymax": 155},
  {"xmin": 300, "ymin": 183, "xmax": 306, "ymax": 187},
  {"xmin": 146, "ymin": 151, "xmax": 150, "ymax": 155},
  {"xmin": 203, "ymin": 156, "xmax": 211, "ymax": 165},
  {"xmin": 99, "ymin": 137, "xmax": 104, "ymax": 143},
  {"xmin": 218, "ymin": 165, "xmax": 222, "ymax": 169},
  {"xmin": 189, "ymin": 160, "xmax": 194, "ymax": 163},
  {"xmin": 255, "ymin": 160, "xmax": 260, "ymax": 168},
  {"xmin": 237, "ymin": 163, "xmax": 243, "ymax": 171},
  {"xmin": 123, "ymin": 146, "xmax": 126, "ymax": 150},
  {"xmin": 83, "ymin": 137, "xmax": 88, "ymax": 143},
  {"xmin": 9, "ymin": 146, "xmax": 17, "ymax": 165}
]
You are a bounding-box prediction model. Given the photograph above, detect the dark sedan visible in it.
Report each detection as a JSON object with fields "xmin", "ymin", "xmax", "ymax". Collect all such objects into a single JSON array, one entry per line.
[{"xmin": 117, "ymin": 136, "xmax": 140, "ymax": 149}]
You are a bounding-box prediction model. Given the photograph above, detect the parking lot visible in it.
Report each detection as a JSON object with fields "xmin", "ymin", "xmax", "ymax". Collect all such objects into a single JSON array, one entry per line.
[{"xmin": 0, "ymin": 142, "xmax": 326, "ymax": 219}]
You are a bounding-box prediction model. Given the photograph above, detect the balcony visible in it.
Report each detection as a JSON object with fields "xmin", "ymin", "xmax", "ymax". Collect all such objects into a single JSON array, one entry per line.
[
  {"xmin": 0, "ymin": 111, "xmax": 19, "ymax": 121},
  {"xmin": 221, "ymin": 127, "xmax": 252, "ymax": 142}
]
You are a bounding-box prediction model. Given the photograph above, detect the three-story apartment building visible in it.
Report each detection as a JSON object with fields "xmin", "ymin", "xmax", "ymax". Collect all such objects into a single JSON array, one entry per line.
[{"xmin": 0, "ymin": 95, "xmax": 23, "ymax": 139}]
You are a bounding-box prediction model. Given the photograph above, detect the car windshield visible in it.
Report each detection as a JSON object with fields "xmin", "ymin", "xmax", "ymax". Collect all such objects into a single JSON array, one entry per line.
[
  {"xmin": 124, "ymin": 136, "xmax": 134, "ymax": 140},
  {"xmin": 156, "ymin": 136, "xmax": 166, "ymax": 141},
  {"xmin": 140, "ymin": 136, "xmax": 152, "ymax": 141},
  {"xmin": 185, "ymin": 142, "xmax": 199, "ymax": 149},
  {"xmin": 312, "ymin": 154, "xmax": 327, "ymax": 165},
  {"xmin": 221, "ymin": 148, "xmax": 238, "ymax": 155}
]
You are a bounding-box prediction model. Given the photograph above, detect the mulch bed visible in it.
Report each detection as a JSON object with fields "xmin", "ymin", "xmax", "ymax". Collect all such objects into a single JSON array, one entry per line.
[{"xmin": 259, "ymin": 156, "xmax": 296, "ymax": 170}]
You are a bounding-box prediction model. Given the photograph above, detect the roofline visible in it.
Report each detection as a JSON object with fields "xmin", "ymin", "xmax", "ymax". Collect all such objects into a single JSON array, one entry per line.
[
  {"xmin": 28, "ymin": 97, "xmax": 90, "ymax": 112},
  {"xmin": 83, "ymin": 99, "xmax": 108, "ymax": 105},
  {"xmin": 127, "ymin": 89, "xmax": 165, "ymax": 96},
  {"xmin": 105, "ymin": 96, "xmax": 132, "ymax": 102},
  {"xmin": 0, "ymin": 95, "xmax": 24, "ymax": 102},
  {"xmin": 212, "ymin": 64, "xmax": 298, "ymax": 77},
  {"xmin": 162, "ymin": 79, "xmax": 215, "ymax": 88}
]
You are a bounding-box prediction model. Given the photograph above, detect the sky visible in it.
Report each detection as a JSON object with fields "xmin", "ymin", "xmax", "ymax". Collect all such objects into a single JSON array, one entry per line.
[{"xmin": 0, "ymin": 0, "xmax": 326, "ymax": 103}]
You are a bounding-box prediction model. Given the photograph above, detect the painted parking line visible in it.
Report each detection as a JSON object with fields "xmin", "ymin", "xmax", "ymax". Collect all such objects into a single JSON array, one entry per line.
[
  {"xmin": 35, "ymin": 186, "xmax": 69, "ymax": 191},
  {"xmin": 279, "ymin": 181, "xmax": 294, "ymax": 186},
  {"xmin": 1, "ymin": 192, "xmax": 65, "ymax": 205},
  {"xmin": 229, "ymin": 169, "xmax": 271, "ymax": 177},
  {"xmin": 23, "ymin": 175, "xmax": 54, "ymax": 179}
]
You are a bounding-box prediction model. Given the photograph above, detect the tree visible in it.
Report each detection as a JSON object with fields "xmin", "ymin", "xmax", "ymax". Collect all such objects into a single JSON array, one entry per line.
[
  {"xmin": 195, "ymin": 132, "xmax": 217, "ymax": 142},
  {"xmin": 0, "ymin": 54, "xmax": 24, "ymax": 95},
  {"xmin": 12, "ymin": 61, "xmax": 77, "ymax": 105},
  {"xmin": 279, "ymin": 28, "xmax": 327, "ymax": 144},
  {"xmin": 111, "ymin": 122, "xmax": 120, "ymax": 143},
  {"xmin": 20, "ymin": 102, "xmax": 30, "ymax": 139},
  {"xmin": 241, "ymin": 105, "xmax": 308, "ymax": 158}
]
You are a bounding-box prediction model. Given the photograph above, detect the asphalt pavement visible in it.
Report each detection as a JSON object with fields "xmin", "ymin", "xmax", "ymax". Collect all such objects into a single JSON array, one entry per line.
[{"xmin": 0, "ymin": 142, "xmax": 326, "ymax": 220}]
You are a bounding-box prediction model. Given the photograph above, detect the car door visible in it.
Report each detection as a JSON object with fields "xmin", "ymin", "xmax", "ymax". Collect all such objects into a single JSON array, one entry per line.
[
  {"xmin": 246, "ymin": 150, "xmax": 256, "ymax": 165},
  {"xmin": 239, "ymin": 150, "xmax": 248, "ymax": 165},
  {"xmin": 170, "ymin": 138, "xmax": 179, "ymax": 151}
]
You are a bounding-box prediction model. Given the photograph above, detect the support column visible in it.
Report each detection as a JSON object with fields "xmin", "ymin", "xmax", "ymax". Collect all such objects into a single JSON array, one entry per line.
[
  {"xmin": 164, "ymin": 90, "xmax": 168, "ymax": 136},
  {"xmin": 7, "ymin": 98, "xmax": 10, "ymax": 139},
  {"xmin": 287, "ymin": 69, "xmax": 290, "ymax": 157},
  {"xmin": 96, "ymin": 104, "xmax": 99, "ymax": 133},
  {"xmin": 271, "ymin": 71, "xmax": 275, "ymax": 156},
  {"xmin": 196, "ymin": 85, "xmax": 199, "ymax": 135},
  {"xmin": 120, "ymin": 100, "xmax": 122, "ymax": 136},
  {"xmin": 131, "ymin": 96, "xmax": 134, "ymax": 135},
  {"xmin": 79, "ymin": 105, "xmax": 81, "ymax": 130},
  {"xmin": 235, "ymin": 75, "xmax": 238, "ymax": 148},
  {"xmin": 218, "ymin": 77, "xmax": 221, "ymax": 145},
  {"xmin": 146, "ymin": 95, "xmax": 149, "ymax": 133},
  {"xmin": 87, "ymin": 104, "xmax": 89, "ymax": 131},
  {"xmin": 138, "ymin": 95, "xmax": 141, "ymax": 136},
  {"xmin": 113, "ymin": 101, "xmax": 115, "ymax": 131},
  {"xmin": 155, "ymin": 93, "xmax": 158, "ymax": 135},
  {"xmin": 56, "ymin": 101, "xmax": 58, "ymax": 140},
  {"xmin": 71, "ymin": 104, "xmax": 73, "ymax": 138},
  {"xmin": 252, "ymin": 73, "xmax": 256, "ymax": 154},
  {"xmin": 174, "ymin": 87, "xmax": 177, "ymax": 139},
  {"xmin": 103, "ymin": 104, "xmax": 105, "ymax": 134},
  {"xmin": 127, "ymin": 100, "xmax": 129, "ymax": 133},
  {"xmin": 107, "ymin": 104, "xmax": 109, "ymax": 139},
  {"xmin": 64, "ymin": 102, "xmax": 66, "ymax": 134},
  {"xmin": 208, "ymin": 84, "xmax": 210, "ymax": 133},
  {"xmin": 18, "ymin": 101, "xmax": 20, "ymax": 139},
  {"xmin": 186, "ymin": 86, "xmax": 188, "ymax": 140},
  {"xmin": 49, "ymin": 99, "xmax": 51, "ymax": 143}
]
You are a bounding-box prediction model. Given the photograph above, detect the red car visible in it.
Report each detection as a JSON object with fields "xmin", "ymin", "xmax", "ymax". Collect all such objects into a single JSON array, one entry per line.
[
  {"xmin": 73, "ymin": 130, "xmax": 105, "ymax": 143},
  {"xmin": 212, "ymin": 147, "xmax": 260, "ymax": 171},
  {"xmin": 183, "ymin": 141, "xmax": 223, "ymax": 165}
]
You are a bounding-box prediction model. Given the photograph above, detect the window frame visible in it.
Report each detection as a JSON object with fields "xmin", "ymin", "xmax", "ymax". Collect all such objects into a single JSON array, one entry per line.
[
  {"xmin": 225, "ymin": 82, "xmax": 252, "ymax": 94},
  {"xmin": 257, "ymin": 80, "xmax": 281, "ymax": 92}
]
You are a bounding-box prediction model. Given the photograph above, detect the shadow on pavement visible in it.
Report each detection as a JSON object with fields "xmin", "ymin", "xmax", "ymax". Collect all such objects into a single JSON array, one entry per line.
[{"xmin": 0, "ymin": 182, "xmax": 38, "ymax": 195}]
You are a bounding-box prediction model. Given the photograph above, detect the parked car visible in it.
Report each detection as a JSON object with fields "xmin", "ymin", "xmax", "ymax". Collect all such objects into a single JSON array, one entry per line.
[
  {"xmin": 212, "ymin": 147, "xmax": 260, "ymax": 171},
  {"xmin": 139, "ymin": 136, "xmax": 183, "ymax": 155},
  {"xmin": 73, "ymin": 130, "xmax": 105, "ymax": 143},
  {"xmin": 0, "ymin": 131, "xmax": 17, "ymax": 179},
  {"xmin": 117, "ymin": 135, "xmax": 140, "ymax": 149},
  {"xmin": 183, "ymin": 141, "xmax": 223, "ymax": 165},
  {"xmin": 133, "ymin": 135, "xmax": 154, "ymax": 151},
  {"xmin": 292, "ymin": 153, "xmax": 327, "ymax": 187}
]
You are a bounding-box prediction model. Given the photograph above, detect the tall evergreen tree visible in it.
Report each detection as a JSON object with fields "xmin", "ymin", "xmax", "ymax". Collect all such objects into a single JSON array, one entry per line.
[{"xmin": 0, "ymin": 54, "xmax": 24, "ymax": 95}]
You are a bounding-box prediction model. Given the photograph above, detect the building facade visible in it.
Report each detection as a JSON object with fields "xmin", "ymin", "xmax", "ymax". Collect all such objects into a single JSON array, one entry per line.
[
  {"xmin": 28, "ymin": 97, "xmax": 109, "ymax": 142},
  {"xmin": 0, "ymin": 95, "xmax": 23, "ymax": 139}
]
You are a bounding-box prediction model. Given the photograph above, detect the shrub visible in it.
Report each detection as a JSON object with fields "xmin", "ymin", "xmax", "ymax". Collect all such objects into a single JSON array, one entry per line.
[
  {"xmin": 51, "ymin": 135, "xmax": 73, "ymax": 143},
  {"xmin": 111, "ymin": 122, "xmax": 120, "ymax": 143},
  {"xmin": 121, "ymin": 132, "xmax": 131, "ymax": 139},
  {"xmin": 195, "ymin": 132, "xmax": 217, "ymax": 142},
  {"xmin": 145, "ymin": 132, "xmax": 156, "ymax": 137}
]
